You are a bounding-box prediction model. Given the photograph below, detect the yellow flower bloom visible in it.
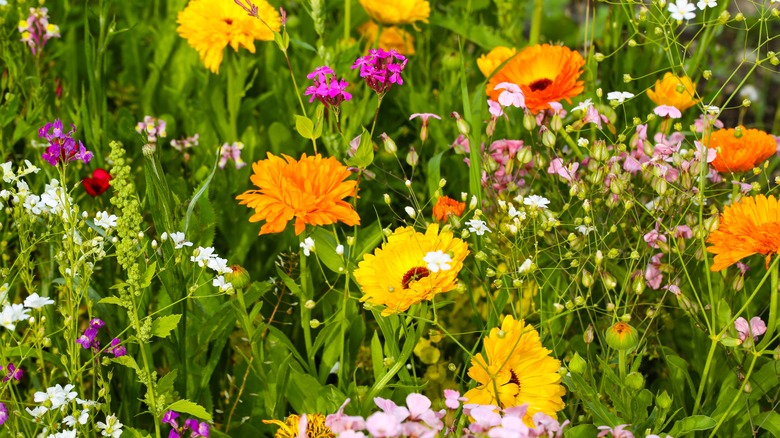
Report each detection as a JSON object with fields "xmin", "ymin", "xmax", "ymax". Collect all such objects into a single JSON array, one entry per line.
[
  {"xmin": 176, "ymin": 0, "xmax": 280, "ymax": 74},
  {"xmin": 357, "ymin": 21, "xmax": 416, "ymax": 55},
  {"xmin": 359, "ymin": 0, "xmax": 430, "ymax": 26},
  {"xmin": 477, "ymin": 46, "xmax": 516, "ymax": 77},
  {"xmin": 706, "ymin": 127, "xmax": 776, "ymax": 174},
  {"xmin": 646, "ymin": 72, "xmax": 698, "ymax": 112},
  {"xmin": 263, "ymin": 413, "xmax": 334, "ymax": 438},
  {"xmin": 354, "ymin": 223, "xmax": 469, "ymax": 316},
  {"xmin": 464, "ymin": 315, "xmax": 565, "ymax": 425},
  {"xmin": 236, "ymin": 153, "xmax": 360, "ymax": 236}
]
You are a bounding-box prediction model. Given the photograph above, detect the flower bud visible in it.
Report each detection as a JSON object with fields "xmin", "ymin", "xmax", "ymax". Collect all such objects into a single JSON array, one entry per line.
[
  {"xmin": 523, "ymin": 111, "xmax": 537, "ymax": 131},
  {"xmin": 592, "ymin": 140, "xmax": 610, "ymax": 162},
  {"xmin": 304, "ymin": 300, "xmax": 316, "ymax": 309},
  {"xmin": 226, "ymin": 265, "xmax": 251, "ymax": 290},
  {"xmin": 595, "ymin": 250, "xmax": 604, "ymax": 267},
  {"xmin": 310, "ymin": 319, "xmax": 321, "ymax": 329},
  {"xmin": 581, "ymin": 269, "xmax": 594, "ymax": 288},
  {"xmin": 550, "ymin": 114, "xmax": 563, "ymax": 132},
  {"xmin": 542, "ymin": 129, "xmax": 557, "ymax": 148},
  {"xmin": 380, "ymin": 133, "xmax": 397, "ymax": 154},
  {"xmin": 383, "ymin": 193, "xmax": 391, "ymax": 205},
  {"xmin": 569, "ymin": 352, "xmax": 587, "ymax": 374},
  {"xmin": 602, "ymin": 272, "xmax": 617, "ymax": 290},
  {"xmin": 657, "ymin": 391, "xmax": 672, "ymax": 410},
  {"xmin": 450, "ymin": 112, "xmax": 470, "ymax": 135},
  {"xmin": 632, "ymin": 275, "xmax": 646, "ymax": 295},
  {"xmin": 584, "ymin": 324, "xmax": 594, "ymax": 344},
  {"xmin": 625, "ymin": 372, "xmax": 645, "ymax": 392},
  {"xmin": 605, "ymin": 322, "xmax": 639, "ymax": 350},
  {"xmin": 406, "ymin": 147, "xmax": 419, "ymax": 167},
  {"xmin": 404, "ymin": 206, "xmax": 416, "ymax": 218},
  {"xmin": 516, "ymin": 147, "xmax": 533, "ymax": 165}
]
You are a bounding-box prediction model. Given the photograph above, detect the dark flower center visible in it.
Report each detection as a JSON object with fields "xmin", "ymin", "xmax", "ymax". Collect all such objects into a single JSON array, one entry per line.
[
  {"xmin": 529, "ymin": 78, "xmax": 553, "ymax": 92},
  {"xmin": 401, "ymin": 266, "xmax": 431, "ymax": 289},
  {"xmin": 224, "ymin": 18, "xmax": 233, "ymax": 25}
]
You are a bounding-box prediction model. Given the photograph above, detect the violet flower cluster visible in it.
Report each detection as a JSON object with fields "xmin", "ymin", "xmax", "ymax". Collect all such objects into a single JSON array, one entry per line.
[
  {"xmin": 452, "ymin": 136, "xmax": 533, "ymax": 193},
  {"xmin": 2, "ymin": 362, "xmax": 23, "ymax": 382},
  {"xmin": 163, "ymin": 410, "xmax": 210, "ymax": 438},
  {"xmin": 75, "ymin": 318, "xmax": 126, "ymax": 357},
  {"xmin": 39, "ymin": 120, "xmax": 93, "ymax": 167},
  {"xmin": 170, "ymin": 133, "xmax": 199, "ymax": 162},
  {"xmin": 304, "ymin": 66, "xmax": 352, "ymax": 108},
  {"xmin": 18, "ymin": 7, "xmax": 60, "ymax": 55},
  {"xmin": 323, "ymin": 390, "xmax": 569, "ymax": 438},
  {"xmin": 136, "ymin": 115, "xmax": 168, "ymax": 144},
  {"xmin": 351, "ymin": 48, "xmax": 408, "ymax": 95}
]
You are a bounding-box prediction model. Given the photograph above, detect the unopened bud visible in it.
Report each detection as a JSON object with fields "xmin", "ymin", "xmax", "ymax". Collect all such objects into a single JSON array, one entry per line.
[
  {"xmin": 384, "ymin": 193, "xmax": 391, "ymax": 205},
  {"xmin": 605, "ymin": 322, "xmax": 639, "ymax": 350},
  {"xmin": 225, "ymin": 265, "xmax": 251, "ymax": 289},
  {"xmin": 625, "ymin": 372, "xmax": 645, "ymax": 391},
  {"xmin": 657, "ymin": 391, "xmax": 672, "ymax": 410},
  {"xmin": 523, "ymin": 111, "xmax": 537, "ymax": 131},
  {"xmin": 516, "ymin": 147, "xmax": 533, "ymax": 165},
  {"xmin": 582, "ymin": 269, "xmax": 594, "ymax": 288},
  {"xmin": 380, "ymin": 133, "xmax": 397, "ymax": 154},
  {"xmin": 584, "ymin": 324, "xmax": 594, "ymax": 344},
  {"xmin": 542, "ymin": 129, "xmax": 557, "ymax": 148},
  {"xmin": 309, "ymin": 319, "xmax": 321, "ymax": 329},
  {"xmin": 304, "ymin": 300, "xmax": 316, "ymax": 309},
  {"xmin": 602, "ymin": 272, "xmax": 617, "ymax": 290},
  {"xmin": 450, "ymin": 112, "xmax": 470, "ymax": 135},
  {"xmin": 569, "ymin": 352, "xmax": 587, "ymax": 374}
]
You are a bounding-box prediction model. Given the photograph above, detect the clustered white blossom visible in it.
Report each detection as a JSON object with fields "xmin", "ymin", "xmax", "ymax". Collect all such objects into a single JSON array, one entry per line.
[{"xmin": 26, "ymin": 383, "xmax": 105, "ymax": 437}]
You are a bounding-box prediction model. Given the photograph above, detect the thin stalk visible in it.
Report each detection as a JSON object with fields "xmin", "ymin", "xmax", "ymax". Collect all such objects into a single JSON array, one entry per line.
[
  {"xmin": 756, "ymin": 263, "xmax": 778, "ymax": 352},
  {"xmin": 528, "ymin": 0, "xmax": 544, "ymax": 45},
  {"xmin": 343, "ymin": 0, "xmax": 351, "ymax": 41},
  {"xmin": 692, "ymin": 338, "xmax": 718, "ymax": 415},
  {"xmin": 708, "ymin": 352, "xmax": 758, "ymax": 437},
  {"xmin": 299, "ymin": 234, "xmax": 318, "ymax": 374}
]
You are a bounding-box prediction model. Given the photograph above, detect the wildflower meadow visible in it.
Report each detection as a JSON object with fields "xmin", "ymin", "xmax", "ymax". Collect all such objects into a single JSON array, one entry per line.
[{"xmin": 1, "ymin": 0, "xmax": 780, "ymax": 437}]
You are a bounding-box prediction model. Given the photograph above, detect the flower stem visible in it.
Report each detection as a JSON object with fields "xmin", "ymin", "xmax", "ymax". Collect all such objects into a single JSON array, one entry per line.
[
  {"xmin": 299, "ymin": 234, "xmax": 317, "ymax": 374},
  {"xmin": 692, "ymin": 337, "xmax": 718, "ymax": 416},
  {"xmin": 529, "ymin": 0, "xmax": 544, "ymax": 45},
  {"xmin": 756, "ymin": 262, "xmax": 778, "ymax": 352},
  {"xmin": 708, "ymin": 351, "xmax": 758, "ymax": 437}
]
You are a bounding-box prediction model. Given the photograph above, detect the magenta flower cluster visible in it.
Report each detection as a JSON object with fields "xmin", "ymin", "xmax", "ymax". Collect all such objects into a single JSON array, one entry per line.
[
  {"xmin": 323, "ymin": 390, "xmax": 568, "ymax": 438},
  {"xmin": 304, "ymin": 66, "xmax": 352, "ymax": 107},
  {"xmin": 75, "ymin": 318, "xmax": 126, "ymax": 357},
  {"xmin": 163, "ymin": 410, "xmax": 210, "ymax": 438},
  {"xmin": 18, "ymin": 7, "xmax": 60, "ymax": 55},
  {"xmin": 39, "ymin": 119, "xmax": 93, "ymax": 167},
  {"xmin": 2, "ymin": 362, "xmax": 23, "ymax": 382},
  {"xmin": 351, "ymin": 48, "xmax": 408, "ymax": 95}
]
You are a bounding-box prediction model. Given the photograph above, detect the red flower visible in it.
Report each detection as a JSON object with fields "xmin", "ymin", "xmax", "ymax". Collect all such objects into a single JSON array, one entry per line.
[{"xmin": 82, "ymin": 168, "xmax": 112, "ymax": 196}]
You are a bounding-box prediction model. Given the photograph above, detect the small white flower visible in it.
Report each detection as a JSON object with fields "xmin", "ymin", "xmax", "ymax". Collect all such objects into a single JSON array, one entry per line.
[
  {"xmin": 160, "ymin": 232, "xmax": 169, "ymax": 242},
  {"xmin": 53, "ymin": 429, "xmax": 78, "ymax": 438},
  {"xmin": 577, "ymin": 225, "xmax": 596, "ymax": 235},
  {"xmin": 212, "ymin": 276, "xmax": 233, "ymax": 292},
  {"xmin": 507, "ymin": 205, "xmax": 526, "ymax": 220},
  {"xmin": 26, "ymin": 406, "xmax": 48, "ymax": 418},
  {"xmin": 523, "ymin": 195, "xmax": 550, "ymax": 209},
  {"xmin": 63, "ymin": 408, "xmax": 89, "ymax": 426},
  {"xmin": 466, "ymin": 219, "xmax": 491, "ymax": 236},
  {"xmin": 206, "ymin": 256, "xmax": 231, "ymax": 275},
  {"xmin": 577, "ymin": 137, "xmax": 589, "ymax": 147},
  {"xmin": 571, "ymin": 99, "xmax": 593, "ymax": 113},
  {"xmin": 17, "ymin": 160, "xmax": 40, "ymax": 178},
  {"xmin": 696, "ymin": 0, "xmax": 716, "ymax": 9},
  {"xmin": 191, "ymin": 246, "xmax": 216, "ymax": 267},
  {"xmin": 518, "ymin": 258, "xmax": 534, "ymax": 274},
  {"xmin": 703, "ymin": 105, "xmax": 720, "ymax": 115},
  {"xmin": 423, "ymin": 250, "xmax": 453, "ymax": 273},
  {"xmin": 169, "ymin": 232, "xmax": 192, "ymax": 249},
  {"xmin": 94, "ymin": 211, "xmax": 118, "ymax": 231},
  {"xmin": 669, "ymin": 0, "xmax": 696, "ymax": 20},
  {"xmin": 97, "ymin": 414, "xmax": 123, "ymax": 438},
  {"xmin": 404, "ymin": 206, "xmax": 416, "ymax": 218},
  {"xmin": 0, "ymin": 303, "xmax": 31, "ymax": 330},
  {"xmin": 1, "ymin": 162, "xmax": 15, "ymax": 183},
  {"xmin": 606, "ymin": 91, "xmax": 635, "ymax": 104},
  {"xmin": 23, "ymin": 293, "xmax": 54, "ymax": 309},
  {"xmin": 300, "ymin": 237, "xmax": 315, "ymax": 256},
  {"xmin": 335, "ymin": 244, "xmax": 344, "ymax": 256}
]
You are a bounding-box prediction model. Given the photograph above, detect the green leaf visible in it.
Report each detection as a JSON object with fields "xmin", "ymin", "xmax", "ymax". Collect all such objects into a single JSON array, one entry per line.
[
  {"xmin": 151, "ymin": 314, "xmax": 182, "ymax": 338},
  {"xmin": 668, "ymin": 415, "xmax": 716, "ymax": 437},
  {"xmin": 166, "ymin": 399, "xmax": 212, "ymax": 422},
  {"xmin": 98, "ymin": 296, "xmax": 124, "ymax": 306},
  {"xmin": 371, "ymin": 331, "xmax": 384, "ymax": 383},
  {"xmin": 140, "ymin": 261, "xmax": 156, "ymax": 289},
  {"xmin": 311, "ymin": 228, "xmax": 345, "ymax": 273},
  {"xmin": 755, "ymin": 411, "xmax": 780, "ymax": 436},
  {"xmin": 294, "ymin": 115, "xmax": 314, "ymax": 140},
  {"xmin": 113, "ymin": 355, "xmax": 140, "ymax": 373},
  {"xmin": 564, "ymin": 424, "xmax": 600, "ymax": 438},
  {"xmin": 184, "ymin": 149, "xmax": 219, "ymax": 236},
  {"xmin": 345, "ymin": 128, "xmax": 374, "ymax": 169},
  {"xmin": 426, "ymin": 151, "xmax": 444, "ymax": 200}
]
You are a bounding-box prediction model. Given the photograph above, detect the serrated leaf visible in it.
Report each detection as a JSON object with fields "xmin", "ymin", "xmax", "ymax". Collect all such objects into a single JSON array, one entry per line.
[
  {"xmin": 98, "ymin": 296, "xmax": 124, "ymax": 306},
  {"xmin": 166, "ymin": 399, "xmax": 212, "ymax": 421},
  {"xmin": 294, "ymin": 115, "xmax": 314, "ymax": 140},
  {"xmin": 140, "ymin": 261, "xmax": 156, "ymax": 289},
  {"xmin": 151, "ymin": 314, "xmax": 182, "ymax": 338},
  {"xmin": 113, "ymin": 355, "xmax": 140, "ymax": 373},
  {"xmin": 346, "ymin": 128, "xmax": 374, "ymax": 169}
]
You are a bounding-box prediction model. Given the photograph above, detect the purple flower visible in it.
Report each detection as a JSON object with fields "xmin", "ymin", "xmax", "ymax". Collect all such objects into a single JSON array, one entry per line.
[
  {"xmin": 90, "ymin": 318, "xmax": 105, "ymax": 329},
  {"xmin": 597, "ymin": 424, "xmax": 635, "ymax": 438},
  {"xmin": 136, "ymin": 116, "xmax": 167, "ymax": 143},
  {"xmin": 351, "ymin": 49, "xmax": 408, "ymax": 95},
  {"xmin": 185, "ymin": 419, "xmax": 210, "ymax": 437},
  {"xmin": 653, "ymin": 105, "xmax": 682, "ymax": 119},
  {"xmin": 18, "ymin": 7, "xmax": 61, "ymax": 55},
  {"xmin": 304, "ymin": 66, "xmax": 352, "ymax": 108},
  {"xmin": 643, "ymin": 222, "xmax": 667, "ymax": 249},
  {"xmin": 163, "ymin": 411, "xmax": 180, "ymax": 428},
  {"xmin": 0, "ymin": 402, "xmax": 7, "ymax": 426},
  {"xmin": 325, "ymin": 398, "xmax": 367, "ymax": 433},
  {"xmin": 443, "ymin": 389, "xmax": 464, "ymax": 410},
  {"xmin": 735, "ymin": 317, "xmax": 767, "ymax": 343},
  {"xmin": 645, "ymin": 253, "xmax": 663, "ymax": 290},
  {"xmin": 108, "ymin": 338, "xmax": 127, "ymax": 357},
  {"xmin": 39, "ymin": 119, "xmax": 93, "ymax": 166},
  {"xmin": 218, "ymin": 142, "xmax": 246, "ymax": 169},
  {"xmin": 76, "ymin": 318, "xmax": 104, "ymax": 350},
  {"xmin": 3, "ymin": 363, "xmax": 23, "ymax": 382}
]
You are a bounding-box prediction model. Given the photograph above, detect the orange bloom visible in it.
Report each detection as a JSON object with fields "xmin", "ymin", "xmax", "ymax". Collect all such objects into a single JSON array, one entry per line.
[
  {"xmin": 236, "ymin": 153, "xmax": 360, "ymax": 235},
  {"xmin": 706, "ymin": 195, "xmax": 780, "ymax": 271},
  {"xmin": 486, "ymin": 44, "xmax": 585, "ymax": 114},
  {"xmin": 432, "ymin": 196, "xmax": 465, "ymax": 222},
  {"xmin": 707, "ymin": 127, "xmax": 776, "ymax": 173},
  {"xmin": 477, "ymin": 46, "xmax": 516, "ymax": 77},
  {"xmin": 646, "ymin": 72, "xmax": 698, "ymax": 112},
  {"xmin": 357, "ymin": 21, "xmax": 415, "ymax": 55}
]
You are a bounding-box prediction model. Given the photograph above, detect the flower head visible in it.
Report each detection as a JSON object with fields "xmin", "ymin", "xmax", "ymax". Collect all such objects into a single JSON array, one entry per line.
[
  {"xmin": 263, "ymin": 413, "xmax": 334, "ymax": 438},
  {"xmin": 23, "ymin": 293, "xmax": 54, "ymax": 309},
  {"xmin": 354, "ymin": 224, "xmax": 469, "ymax": 316},
  {"xmin": 135, "ymin": 116, "xmax": 167, "ymax": 143},
  {"xmin": 647, "ymin": 73, "xmax": 698, "ymax": 112},
  {"xmin": 236, "ymin": 153, "xmax": 360, "ymax": 235},
  {"xmin": 3, "ymin": 363, "xmax": 23, "ymax": 382},
  {"xmin": 477, "ymin": 46, "xmax": 517, "ymax": 77},
  {"xmin": 304, "ymin": 67, "xmax": 352, "ymax": 108},
  {"xmin": 735, "ymin": 316, "xmax": 767, "ymax": 344},
  {"xmin": 358, "ymin": 0, "xmax": 430, "ymax": 26},
  {"xmin": 706, "ymin": 127, "xmax": 776, "ymax": 173},
  {"xmin": 463, "ymin": 315, "xmax": 566, "ymax": 424},
  {"xmin": 39, "ymin": 120, "xmax": 93, "ymax": 166},
  {"xmin": 487, "ymin": 44, "xmax": 585, "ymax": 114},
  {"xmin": 18, "ymin": 7, "xmax": 60, "ymax": 55},
  {"xmin": 432, "ymin": 196, "xmax": 465, "ymax": 222},
  {"xmin": 96, "ymin": 414, "xmax": 123, "ymax": 438},
  {"xmin": 108, "ymin": 338, "xmax": 127, "ymax": 357},
  {"xmin": 82, "ymin": 168, "xmax": 112, "ymax": 197},
  {"xmin": 177, "ymin": 0, "xmax": 281, "ymax": 73},
  {"xmin": 0, "ymin": 402, "xmax": 7, "ymax": 426},
  {"xmin": 357, "ymin": 21, "xmax": 416, "ymax": 55},
  {"xmin": 351, "ymin": 48, "xmax": 408, "ymax": 95},
  {"xmin": 669, "ymin": 0, "xmax": 697, "ymax": 21},
  {"xmin": 706, "ymin": 195, "xmax": 780, "ymax": 271},
  {"xmin": 219, "ymin": 141, "xmax": 247, "ymax": 169},
  {"xmin": 607, "ymin": 91, "xmax": 634, "ymax": 104}
]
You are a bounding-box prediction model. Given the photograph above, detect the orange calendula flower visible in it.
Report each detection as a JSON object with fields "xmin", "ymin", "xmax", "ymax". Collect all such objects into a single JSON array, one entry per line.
[
  {"xmin": 432, "ymin": 196, "xmax": 466, "ymax": 222},
  {"xmin": 707, "ymin": 195, "xmax": 780, "ymax": 271},
  {"xmin": 263, "ymin": 413, "xmax": 334, "ymax": 438},
  {"xmin": 236, "ymin": 153, "xmax": 360, "ymax": 235},
  {"xmin": 177, "ymin": 0, "xmax": 281, "ymax": 74},
  {"xmin": 354, "ymin": 223, "xmax": 469, "ymax": 316},
  {"xmin": 357, "ymin": 21, "xmax": 416, "ymax": 55},
  {"xmin": 359, "ymin": 0, "xmax": 430, "ymax": 26},
  {"xmin": 706, "ymin": 127, "xmax": 776, "ymax": 173},
  {"xmin": 646, "ymin": 72, "xmax": 698, "ymax": 112},
  {"xmin": 487, "ymin": 44, "xmax": 585, "ymax": 114},
  {"xmin": 464, "ymin": 315, "xmax": 565, "ymax": 425},
  {"xmin": 477, "ymin": 46, "xmax": 516, "ymax": 77}
]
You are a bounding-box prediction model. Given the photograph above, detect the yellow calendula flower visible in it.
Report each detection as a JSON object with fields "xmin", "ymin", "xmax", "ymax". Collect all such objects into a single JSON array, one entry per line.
[
  {"xmin": 177, "ymin": 0, "xmax": 281, "ymax": 74},
  {"xmin": 354, "ymin": 223, "xmax": 469, "ymax": 316},
  {"xmin": 357, "ymin": 21, "xmax": 416, "ymax": 55},
  {"xmin": 646, "ymin": 72, "xmax": 698, "ymax": 112},
  {"xmin": 263, "ymin": 413, "xmax": 334, "ymax": 438},
  {"xmin": 359, "ymin": 0, "xmax": 430, "ymax": 26},
  {"xmin": 477, "ymin": 46, "xmax": 516, "ymax": 77},
  {"xmin": 464, "ymin": 315, "xmax": 565, "ymax": 425}
]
